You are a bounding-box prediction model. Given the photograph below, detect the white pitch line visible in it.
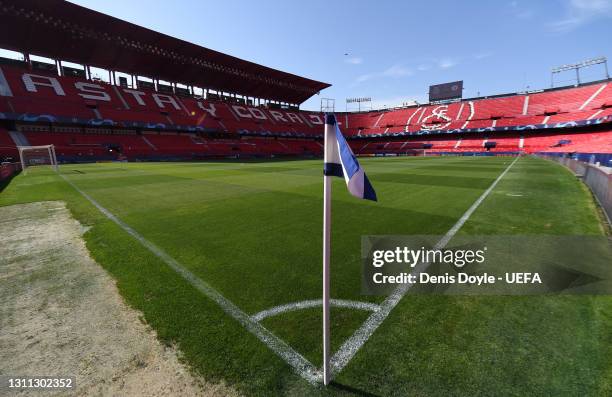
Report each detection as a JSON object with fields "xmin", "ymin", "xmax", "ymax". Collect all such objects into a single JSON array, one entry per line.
[
  {"xmin": 252, "ymin": 299, "xmax": 380, "ymax": 322},
  {"xmin": 329, "ymin": 156, "xmax": 520, "ymax": 377},
  {"xmin": 59, "ymin": 174, "xmax": 322, "ymax": 384},
  {"xmin": 59, "ymin": 156, "xmax": 520, "ymax": 384}
]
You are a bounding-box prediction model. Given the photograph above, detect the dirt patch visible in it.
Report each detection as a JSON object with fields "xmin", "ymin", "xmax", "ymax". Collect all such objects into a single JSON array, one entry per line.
[{"xmin": 0, "ymin": 201, "xmax": 239, "ymax": 396}]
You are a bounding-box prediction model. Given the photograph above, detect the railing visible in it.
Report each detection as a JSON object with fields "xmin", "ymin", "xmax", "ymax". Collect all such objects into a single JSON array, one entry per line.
[{"xmin": 538, "ymin": 155, "xmax": 612, "ymax": 224}]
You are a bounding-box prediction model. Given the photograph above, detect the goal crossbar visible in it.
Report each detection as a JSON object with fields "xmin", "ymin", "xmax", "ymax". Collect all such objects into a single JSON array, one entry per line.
[{"xmin": 18, "ymin": 144, "xmax": 58, "ymax": 173}]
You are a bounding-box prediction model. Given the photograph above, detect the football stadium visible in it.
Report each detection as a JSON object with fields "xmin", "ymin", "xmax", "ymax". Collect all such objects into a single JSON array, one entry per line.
[{"xmin": 1, "ymin": 1, "xmax": 612, "ymax": 396}]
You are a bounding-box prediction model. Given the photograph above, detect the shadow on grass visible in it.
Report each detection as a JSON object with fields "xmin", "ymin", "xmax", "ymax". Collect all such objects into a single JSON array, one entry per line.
[
  {"xmin": 0, "ymin": 171, "xmax": 20, "ymax": 194},
  {"xmin": 328, "ymin": 381, "xmax": 382, "ymax": 397}
]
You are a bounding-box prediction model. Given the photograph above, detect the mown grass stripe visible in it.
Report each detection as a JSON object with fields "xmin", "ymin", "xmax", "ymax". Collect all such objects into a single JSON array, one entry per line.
[
  {"xmin": 59, "ymin": 173, "xmax": 323, "ymax": 384},
  {"xmin": 329, "ymin": 156, "xmax": 520, "ymax": 378}
]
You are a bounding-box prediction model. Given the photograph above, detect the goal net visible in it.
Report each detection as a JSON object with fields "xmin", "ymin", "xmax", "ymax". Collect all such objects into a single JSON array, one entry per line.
[{"xmin": 18, "ymin": 145, "xmax": 58, "ymax": 173}]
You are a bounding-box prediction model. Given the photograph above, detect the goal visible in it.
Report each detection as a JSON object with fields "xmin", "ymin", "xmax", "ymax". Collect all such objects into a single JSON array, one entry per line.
[{"xmin": 18, "ymin": 145, "xmax": 58, "ymax": 173}]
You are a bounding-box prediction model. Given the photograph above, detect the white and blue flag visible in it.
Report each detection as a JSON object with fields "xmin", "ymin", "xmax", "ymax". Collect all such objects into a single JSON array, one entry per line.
[{"xmin": 323, "ymin": 113, "xmax": 377, "ymax": 201}]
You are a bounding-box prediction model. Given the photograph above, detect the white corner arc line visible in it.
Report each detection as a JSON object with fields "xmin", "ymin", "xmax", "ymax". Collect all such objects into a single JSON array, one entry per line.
[
  {"xmin": 252, "ymin": 299, "xmax": 380, "ymax": 322},
  {"xmin": 329, "ymin": 156, "xmax": 520, "ymax": 378},
  {"xmin": 59, "ymin": 174, "xmax": 322, "ymax": 384}
]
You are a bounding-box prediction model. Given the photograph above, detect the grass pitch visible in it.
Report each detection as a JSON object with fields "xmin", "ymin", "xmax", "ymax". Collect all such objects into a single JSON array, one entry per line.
[{"xmin": 1, "ymin": 156, "xmax": 611, "ymax": 396}]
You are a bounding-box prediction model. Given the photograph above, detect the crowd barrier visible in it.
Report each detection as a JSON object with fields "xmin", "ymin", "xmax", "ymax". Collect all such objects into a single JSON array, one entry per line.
[
  {"xmin": 538, "ymin": 151, "xmax": 612, "ymax": 167},
  {"xmin": 0, "ymin": 162, "xmax": 21, "ymax": 182},
  {"xmin": 538, "ymin": 155, "xmax": 612, "ymax": 224}
]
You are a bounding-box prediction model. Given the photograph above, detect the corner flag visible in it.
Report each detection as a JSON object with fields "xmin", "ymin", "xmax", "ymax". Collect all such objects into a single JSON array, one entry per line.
[
  {"xmin": 321, "ymin": 113, "xmax": 377, "ymax": 385},
  {"xmin": 323, "ymin": 114, "xmax": 377, "ymax": 201}
]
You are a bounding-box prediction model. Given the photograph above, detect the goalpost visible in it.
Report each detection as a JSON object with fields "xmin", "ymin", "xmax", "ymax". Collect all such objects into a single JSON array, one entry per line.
[{"xmin": 18, "ymin": 145, "xmax": 59, "ymax": 173}]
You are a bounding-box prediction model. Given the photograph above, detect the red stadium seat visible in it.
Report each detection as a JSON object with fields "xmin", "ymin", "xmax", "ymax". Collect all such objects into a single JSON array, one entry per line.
[{"xmin": 1, "ymin": 63, "xmax": 610, "ymax": 158}]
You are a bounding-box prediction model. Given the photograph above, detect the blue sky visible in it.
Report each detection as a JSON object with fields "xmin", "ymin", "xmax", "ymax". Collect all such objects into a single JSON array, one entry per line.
[{"xmin": 53, "ymin": 1, "xmax": 612, "ymax": 109}]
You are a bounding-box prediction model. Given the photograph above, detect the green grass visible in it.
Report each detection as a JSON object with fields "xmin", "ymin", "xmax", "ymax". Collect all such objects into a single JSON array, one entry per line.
[{"xmin": 1, "ymin": 156, "xmax": 611, "ymax": 396}]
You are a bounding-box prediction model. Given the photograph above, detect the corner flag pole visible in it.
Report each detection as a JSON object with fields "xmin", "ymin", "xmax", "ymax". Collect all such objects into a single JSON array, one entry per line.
[
  {"xmin": 322, "ymin": 116, "xmax": 333, "ymax": 386},
  {"xmin": 321, "ymin": 113, "xmax": 376, "ymax": 385}
]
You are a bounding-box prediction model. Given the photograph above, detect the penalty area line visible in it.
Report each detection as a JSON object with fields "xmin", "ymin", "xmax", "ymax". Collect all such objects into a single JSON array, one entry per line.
[
  {"xmin": 329, "ymin": 156, "xmax": 521, "ymax": 377},
  {"xmin": 59, "ymin": 174, "xmax": 322, "ymax": 384}
]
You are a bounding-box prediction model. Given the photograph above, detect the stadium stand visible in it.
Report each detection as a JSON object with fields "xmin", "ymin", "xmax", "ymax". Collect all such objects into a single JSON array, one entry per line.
[
  {"xmin": 341, "ymin": 81, "xmax": 612, "ymax": 137},
  {"xmin": 526, "ymin": 130, "xmax": 612, "ymax": 153},
  {"xmin": 2, "ymin": 59, "xmax": 612, "ymax": 162},
  {"xmin": 0, "ymin": 0, "xmax": 610, "ymax": 163},
  {"xmin": 0, "ymin": 127, "xmax": 18, "ymax": 160}
]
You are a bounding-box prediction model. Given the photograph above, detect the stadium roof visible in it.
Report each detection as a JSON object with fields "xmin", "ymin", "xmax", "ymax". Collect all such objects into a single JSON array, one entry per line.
[{"xmin": 0, "ymin": 0, "xmax": 331, "ymax": 104}]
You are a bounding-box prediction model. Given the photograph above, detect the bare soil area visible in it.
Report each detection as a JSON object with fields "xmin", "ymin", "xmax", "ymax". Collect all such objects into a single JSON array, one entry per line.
[{"xmin": 0, "ymin": 201, "xmax": 238, "ymax": 396}]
